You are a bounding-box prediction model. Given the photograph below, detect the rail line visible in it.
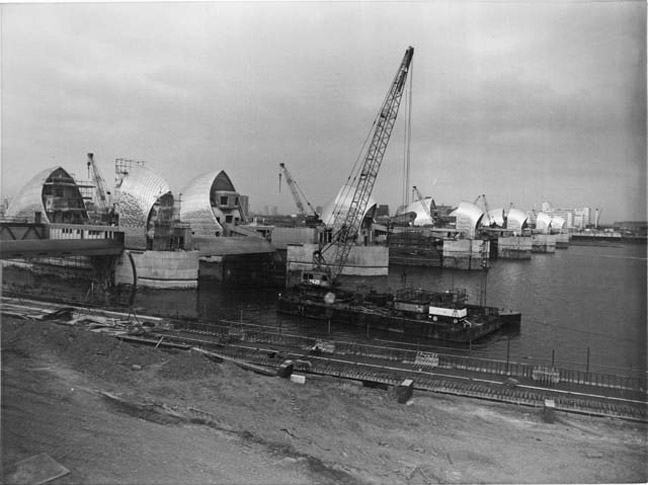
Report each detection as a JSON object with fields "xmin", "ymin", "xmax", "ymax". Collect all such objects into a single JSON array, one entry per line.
[
  {"xmin": 150, "ymin": 331, "xmax": 647, "ymax": 423},
  {"xmin": 2, "ymin": 296, "xmax": 646, "ymax": 422}
]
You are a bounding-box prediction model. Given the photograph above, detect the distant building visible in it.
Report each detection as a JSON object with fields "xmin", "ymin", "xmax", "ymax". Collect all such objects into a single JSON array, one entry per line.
[{"xmin": 532, "ymin": 202, "xmax": 593, "ymax": 230}]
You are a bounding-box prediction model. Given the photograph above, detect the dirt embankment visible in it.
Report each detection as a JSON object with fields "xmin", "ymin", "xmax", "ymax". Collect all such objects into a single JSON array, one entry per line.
[{"xmin": 2, "ymin": 317, "xmax": 646, "ymax": 484}]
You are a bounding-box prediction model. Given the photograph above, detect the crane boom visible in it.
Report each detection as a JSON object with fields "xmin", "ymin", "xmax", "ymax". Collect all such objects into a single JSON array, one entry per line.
[
  {"xmin": 87, "ymin": 153, "xmax": 109, "ymax": 213},
  {"xmin": 279, "ymin": 163, "xmax": 306, "ymax": 214},
  {"xmin": 315, "ymin": 46, "xmax": 414, "ymax": 282},
  {"xmin": 279, "ymin": 163, "xmax": 319, "ymax": 217}
]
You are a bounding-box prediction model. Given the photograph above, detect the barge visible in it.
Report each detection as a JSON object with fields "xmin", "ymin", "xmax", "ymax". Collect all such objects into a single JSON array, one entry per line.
[{"xmin": 278, "ymin": 286, "xmax": 521, "ymax": 344}]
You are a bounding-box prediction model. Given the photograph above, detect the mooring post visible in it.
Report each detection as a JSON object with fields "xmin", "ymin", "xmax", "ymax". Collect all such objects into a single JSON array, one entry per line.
[
  {"xmin": 551, "ymin": 349, "xmax": 555, "ymax": 367},
  {"xmin": 506, "ymin": 337, "xmax": 510, "ymax": 374}
]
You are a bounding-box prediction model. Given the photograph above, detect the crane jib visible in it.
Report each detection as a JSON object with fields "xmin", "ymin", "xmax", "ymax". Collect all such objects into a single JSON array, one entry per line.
[{"xmin": 312, "ymin": 46, "xmax": 414, "ymax": 285}]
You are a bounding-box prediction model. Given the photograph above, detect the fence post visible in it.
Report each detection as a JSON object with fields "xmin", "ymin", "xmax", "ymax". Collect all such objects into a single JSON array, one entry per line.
[{"xmin": 506, "ymin": 337, "xmax": 510, "ymax": 375}]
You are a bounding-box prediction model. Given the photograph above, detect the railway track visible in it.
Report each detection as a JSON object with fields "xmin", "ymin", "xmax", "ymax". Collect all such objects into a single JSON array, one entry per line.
[
  {"xmin": 151, "ymin": 331, "xmax": 647, "ymax": 423},
  {"xmin": 3, "ymin": 296, "xmax": 646, "ymax": 422}
]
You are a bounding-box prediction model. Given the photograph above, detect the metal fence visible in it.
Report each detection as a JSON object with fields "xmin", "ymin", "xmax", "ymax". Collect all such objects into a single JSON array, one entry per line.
[{"xmin": 173, "ymin": 320, "xmax": 646, "ymax": 394}]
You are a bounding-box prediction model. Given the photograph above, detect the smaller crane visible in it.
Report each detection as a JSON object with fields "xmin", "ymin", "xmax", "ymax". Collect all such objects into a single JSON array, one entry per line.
[
  {"xmin": 87, "ymin": 153, "xmax": 110, "ymax": 213},
  {"xmin": 412, "ymin": 185, "xmax": 435, "ymax": 225},
  {"xmin": 474, "ymin": 194, "xmax": 494, "ymax": 227},
  {"xmin": 279, "ymin": 163, "xmax": 319, "ymax": 219}
]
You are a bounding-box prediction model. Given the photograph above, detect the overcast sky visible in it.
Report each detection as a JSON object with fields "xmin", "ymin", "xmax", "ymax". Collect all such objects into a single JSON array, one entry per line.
[{"xmin": 1, "ymin": 1, "xmax": 645, "ymax": 223}]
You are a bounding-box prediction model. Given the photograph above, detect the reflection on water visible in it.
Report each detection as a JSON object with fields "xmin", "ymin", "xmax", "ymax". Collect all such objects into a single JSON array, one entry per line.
[
  {"xmin": 3, "ymin": 244, "xmax": 645, "ymax": 378},
  {"xmin": 132, "ymin": 244, "xmax": 646, "ymax": 378}
]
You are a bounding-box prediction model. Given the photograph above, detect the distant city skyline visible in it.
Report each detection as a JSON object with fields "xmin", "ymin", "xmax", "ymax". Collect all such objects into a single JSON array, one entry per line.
[{"xmin": 1, "ymin": 2, "xmax": 645, "ymax": 225}]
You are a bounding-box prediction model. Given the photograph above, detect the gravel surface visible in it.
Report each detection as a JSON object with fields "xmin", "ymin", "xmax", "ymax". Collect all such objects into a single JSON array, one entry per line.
[{"xmin": 2, "ymin": 317, "xmax": 646, "ymax": 484}]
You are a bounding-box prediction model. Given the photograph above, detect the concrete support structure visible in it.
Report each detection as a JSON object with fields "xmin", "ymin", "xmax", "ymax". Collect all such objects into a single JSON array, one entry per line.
[
  {"xmin": 497, "ymin": 236, "xmax": 532, "ymax": 259},
  {"xmin": 531, "ymin": 234, "xmax": 557, "ymax": 253},
  {"xmin": 115, "ymin": 250, "xmax": 199, "ymax": 289},
  {"xmin": 555, "ymin": 232, "xmax": 571, "ymax": 249},
  {"xmin": 442, "ymin": 238, "xmax": 489, "ymax": 270},
  {"xmin": 285, "ymin": 243, "xmax": 388, "ymax": 288}
]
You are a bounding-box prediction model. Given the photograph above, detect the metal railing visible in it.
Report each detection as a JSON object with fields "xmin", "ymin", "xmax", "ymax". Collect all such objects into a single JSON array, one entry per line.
[{"xmin": 172, "ymin": 320, "xmax": 646, "ymax": 394}]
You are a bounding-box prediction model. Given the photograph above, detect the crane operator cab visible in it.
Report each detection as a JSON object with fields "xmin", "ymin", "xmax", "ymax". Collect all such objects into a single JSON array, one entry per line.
[{"xmin": 300, "ymin": 270, "xmax": 332, "ymax": 289}]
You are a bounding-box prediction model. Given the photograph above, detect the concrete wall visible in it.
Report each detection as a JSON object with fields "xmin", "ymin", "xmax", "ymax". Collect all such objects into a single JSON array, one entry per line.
[
  {"xmin": 555, "ymin": 232, "xmax": 570, "ymax": 248},
  {"xmin": 286, "ymin": 243, "xmax": 388, "ymax": 287},
  {"xmin": 531, "ymin": 234, "xmax": 557, "ymax": 253},
  {"xmin": 442, "ymin": 238, "xmax": 488, "ymax": 270},
  {"xmin": 497, "ymin": 236, "xmax": 532, "ymax": 259},
  {"xmin": 115, "ymin": 250, "xmax": 199, "ymax": 289},
  {"xmin": 1, "ymin": 257, "xmax": 94, "ymax": 279},
  {"xmin": 270, "ymin": 227, "xmax": 317, "ymax": 249}
]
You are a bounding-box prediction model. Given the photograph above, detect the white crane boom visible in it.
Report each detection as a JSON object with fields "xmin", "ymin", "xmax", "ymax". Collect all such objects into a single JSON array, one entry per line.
[
  {"xmin": 87, "ymin": 153, "xmax": 110, "ymax": 213},
  {"xmin": 279, "ymin": 163, "xmax": 319, "ymax": 217}
]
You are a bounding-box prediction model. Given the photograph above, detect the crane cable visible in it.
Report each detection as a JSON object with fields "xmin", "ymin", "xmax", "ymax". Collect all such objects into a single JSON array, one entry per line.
[{"xmin": 402, "ymin": 59, "xmax": 414, "ymax": 208}]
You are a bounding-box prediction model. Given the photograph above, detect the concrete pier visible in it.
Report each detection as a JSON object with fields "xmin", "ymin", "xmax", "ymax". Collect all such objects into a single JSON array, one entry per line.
[
  {"xmin": 442, "ymin": 238, "xmax": 488, "ymax": 270},
  {"xmin": 285, "ymin": 243, "xmax": 388, "ymax": 287},
  {"xmin": 531, "ymin": 234, "xmax": 557, "ymax": 253},
  {"xmin": 115, "ymin": 250, "xmax": 199, "ymax": 289},
  {"xmin": 497, "ymin": 236, "xmax": 532, "ymax": 259}
]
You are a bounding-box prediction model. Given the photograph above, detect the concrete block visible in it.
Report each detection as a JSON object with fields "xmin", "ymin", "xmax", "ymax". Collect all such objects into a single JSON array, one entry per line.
[
  {"xmin": 543, "ymin": 399, "xmax": 556, "ymax": 423},
  {"xmin": 277, "ymin": 360, "xmax": 294, "ymax": 378},
  {"xmin": 290, "ymin": 374, "xmax": 306, "ymax": 385},
  {"xmin": 397, "ymin": 378, "xmax": 414, "ymax": 404}
]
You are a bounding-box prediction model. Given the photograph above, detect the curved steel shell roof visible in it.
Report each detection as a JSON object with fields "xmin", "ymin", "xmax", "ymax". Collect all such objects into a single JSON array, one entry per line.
[
  {"xmin": 451, "ymin": 201, "xmax": 483, "ymax": 237},
  {"xmin": 487, "ymin": 208, "xmax": 505, "ymax": 227},
  {"xmin": 320, "ymin": 185, "xmax": 376, "ymax": 228},
  {"xmin": 179, "ymin": 171, "xmax": 226, "ymax": 237},
  {"xmin": 402, "ymin": 199, "xmax": 434, "ymax": 226},
  {"xmin": 535, "ymin": 212, "xmax": 553, "ymax": 232},
  {"xmin": 5, "ymin": 167, "xmax": 57, "ymax": 222},
  {"xmin": 550, "ymin": 215, "xmax": 566, "ymax": 231},
  {"xmin": 506, "ymin": 208, "xmax": 528, "ymax": 233},
  {"xmin": 116, "ymin": 163, "xmax": 171, "ymax": 228},
  {"xmin": 6, "ymin": 166, "xmax": 88, "ymax": 223}
]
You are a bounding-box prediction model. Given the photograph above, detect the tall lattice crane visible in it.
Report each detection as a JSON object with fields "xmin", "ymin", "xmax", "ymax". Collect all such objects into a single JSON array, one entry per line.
[
  {"xmin": 313, "ymin": 46, "xmax": 414, "ymax": 285},
  {"xmin": 279, "ymin": 163, "xmax": 319, "ymax": 218},
  {"xmin": 87, "ymin": 153, "xmax": 110, "ymax": 213}
]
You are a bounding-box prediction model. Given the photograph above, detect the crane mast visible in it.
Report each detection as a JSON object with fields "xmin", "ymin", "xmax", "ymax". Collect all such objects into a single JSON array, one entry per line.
[
  {"xmin": 314, "ymin": 46, "xmax": 414, "ymax": 283},
  {"xmin": 87, "ymin": 153, "xmax": 110, "ymax": 213}
]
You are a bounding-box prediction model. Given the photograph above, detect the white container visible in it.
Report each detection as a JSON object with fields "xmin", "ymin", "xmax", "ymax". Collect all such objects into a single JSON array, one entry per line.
[{"xmin": 290, "ymin": 374, "xmax": 306, "ymax": 385}]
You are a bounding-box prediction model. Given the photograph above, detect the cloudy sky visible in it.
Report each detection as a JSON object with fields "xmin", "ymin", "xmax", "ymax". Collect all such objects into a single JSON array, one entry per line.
[{"xmin": 1, "ymin": 1, "xmax": 645, "ymax": 223}]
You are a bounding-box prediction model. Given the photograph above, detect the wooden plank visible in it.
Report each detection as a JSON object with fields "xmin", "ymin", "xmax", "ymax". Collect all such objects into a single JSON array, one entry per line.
[{"xmin": 5, "ymin": 453, "xmax": 70, "ymax": 485}]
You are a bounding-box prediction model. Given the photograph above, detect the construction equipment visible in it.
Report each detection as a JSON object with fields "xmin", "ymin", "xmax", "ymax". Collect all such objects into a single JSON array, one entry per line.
[
  {"xmin": 412, "ymin": 185, "xmax": 435, "ymax": 225},
  {"xmin": 86, "ymin": 153, "xmax": 110, "ymax": 213},
  {"xmin": 279, "ymin": 163, "xmax": 319, "ymax": 219},
  {"xmin": 312, "ymin": 46, "xmax": 414, "ymax": 285},
  {"xmin": 474, "ymin": 194, "xmax": 494, "ymax": 227}
]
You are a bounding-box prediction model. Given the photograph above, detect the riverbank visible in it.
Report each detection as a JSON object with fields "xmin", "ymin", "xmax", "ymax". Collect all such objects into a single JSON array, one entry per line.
[{"xmin": 2, "ymin": 316, "xmax": 646, "ymax": 484}]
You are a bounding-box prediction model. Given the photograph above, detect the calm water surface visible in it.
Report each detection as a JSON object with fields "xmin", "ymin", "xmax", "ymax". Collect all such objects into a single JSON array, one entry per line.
[{"xmin": 133, "ymin": 244, "xmax": 646, "ymax": 379}]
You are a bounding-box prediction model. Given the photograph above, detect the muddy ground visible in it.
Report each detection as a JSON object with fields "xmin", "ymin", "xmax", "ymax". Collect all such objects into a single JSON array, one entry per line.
[{"xmin": 2, "ymin": 316, "xmax": 646, "ymax": 484}]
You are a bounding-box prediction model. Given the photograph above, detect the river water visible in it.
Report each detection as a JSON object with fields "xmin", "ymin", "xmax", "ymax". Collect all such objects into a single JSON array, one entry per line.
[
  {"xmin": 4, "ymin": 243, "xmax": 645, "ymax": 379},
  {"xmin": 127, "ymin": 243, "xmax": 646, "ymax": 379}
]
